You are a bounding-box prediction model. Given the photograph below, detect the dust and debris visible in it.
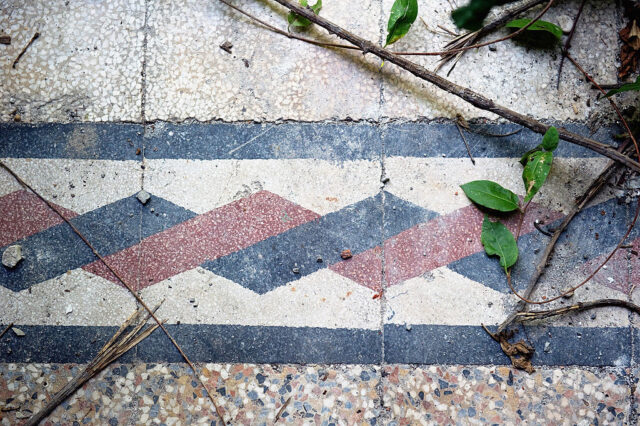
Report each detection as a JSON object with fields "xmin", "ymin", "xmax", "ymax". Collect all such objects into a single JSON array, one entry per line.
[{"xmin": 219, "ymin": 41, "xmax": 233, "ymax": 54}]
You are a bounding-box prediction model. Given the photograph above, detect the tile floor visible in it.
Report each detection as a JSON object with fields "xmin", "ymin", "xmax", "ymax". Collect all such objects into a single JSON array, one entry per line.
[{"xmin": 1, "ymin": 0, "xmax": 639, "ymax": 424}]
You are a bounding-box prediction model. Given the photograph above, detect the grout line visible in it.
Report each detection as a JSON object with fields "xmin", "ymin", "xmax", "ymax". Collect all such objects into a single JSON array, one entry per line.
[
  {"xmin": 378, "ymin": 0, "xmax": 386, "ymax": 123},
  {"xmin": 376, "ymin": 1, "xmax": 388, "ymax": 421},
  {"xmin": 627, "ymin": 196, "xmax": 638, "ymax": 424},
  {"xmin": 131, "ymin": 0, "xmax": 151, "ymax": 374}
]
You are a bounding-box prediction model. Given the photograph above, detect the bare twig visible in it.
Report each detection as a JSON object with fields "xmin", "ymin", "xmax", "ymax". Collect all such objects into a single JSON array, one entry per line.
[
  {"xmin": 0, "ymin": 162, "xmax": 227, "ymax": 423},
  {"xmin": 567, "ymin": 53, "xmax": 640, "ymax": 162},
  {"xmin": 556, "ymin": 0, "xmax": 586, "ymax": 88},
  {"xmin": 455, "ymin": 122, "xmax": 475, "ymax": 164},
  {"xmin": 0, "ymin": 322, "xmax": 13, "ymax": 340},
  {"xmin": 12, "ymin": 32, "xmax": 39, "ymax": 69},
  {"xmin": 515, "ymin": 299, "xmax": 640, "ymax": 322},
  {"xmin": 219, "ymin": 0, "xmax": 356, "ymax": 51},
  {"xmin": 252, "ymin": 0, "xmax": 640, "ymax": 172},
  {"xmin": 25, "ymin": 305, "xmax": 161, "ymax": 426},
  {"xmin": 274, "ymin": 397, "xmax": 292, "ymax": 423}
]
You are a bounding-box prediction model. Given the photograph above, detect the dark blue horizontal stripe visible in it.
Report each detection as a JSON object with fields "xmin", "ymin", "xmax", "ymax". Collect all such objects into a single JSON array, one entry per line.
[
  {"xmin": 0, "ymin": 195, "xmax": 196, "ymax": 292},
  {"xmin": 0, "ymin": 323, "xmax": 630, "ymax": 365},
  {"xmin": 0, "ymin": 123, "xmax": 143, "ymax": 160},
  {"xmin": 383, "ymin": 122, "xmax": 620, "ymax": 158},
  {"xmin": 384, "ymin": 324, "xmax": 631, "ymax": 366},
  {"xmin": 203, "ymin": 192, "xmax": 436, "ymax": 294},
  {"xmin": 0, "ymin": 325, "xmax": 136, "ymax": 364},
  {"xmin": 145, "ymin": 122, "xmax": 383, "ymax": 160},
  {"xmin": 0, "ymin": 325, "xmax": 381, "ymax": 364},
  {"xmin": 1, "ymin": 122, "xmax": 619, "ymax": 159},
  {"xmin": 449, "ymin": 197, "xmax": 636, "ymax": 293}
]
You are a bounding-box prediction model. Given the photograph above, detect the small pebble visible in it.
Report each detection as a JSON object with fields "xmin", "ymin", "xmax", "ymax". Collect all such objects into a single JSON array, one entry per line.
[
  {"xmin": 292, "ymin": 267, "xmax": 300, "ymax": 274},
  {"xmin": 2, "ymin": 245, "xmax": 23, "ymax": 269},
  {"xmin": 136, "ymin": 190, "xmax": 151, "ymax": 205},
  {"xmin": 12, "ymin": 327, "xmax": 25, "ymax": 337},
  {"xmin": 316, "ymin": 256, "xmax": 323, "ymax": 263},
  {"xmin": 544, "ymin": 342, "xmax": 551, "ymax": 353},
  {"xmin": 341, "ymin": 250, "xmax": 352, "ymax": 260},
  {"xmin": 405, "ymin": 323, "xmax": 412, "ymax": 331}
]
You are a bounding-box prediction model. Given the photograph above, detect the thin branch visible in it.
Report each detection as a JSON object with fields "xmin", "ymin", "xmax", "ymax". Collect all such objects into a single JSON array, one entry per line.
[
  {"xmin": 12, "ymin": 32, "xmax": 39, "ymax": 69},
  {"xmin": 0, "ymin": 323, "xmax": 13, "ymax": 340},
  {"xmin": 556, "ymin": 0, "xmax": 586, "ymax": 89},
  {"xmin": 254, "ymin": 0, "xmax": 640, "ymax": 172},
  {"xmin": 218, "ymin": 0, "xmax": 357, "ymax": 51},
  {"xmin": 0, "ymin": 162, "xmax": 227, "ymax": 424},
  {"xmin": 274, "ymin": 397, "xmax": 292, "ymax": 423},
  {"xmin": 515, "ymin": 299, "xmax": 640, "ymax": 322},
  {"xmin": 567, "ymin": 53, "xmax": 640, "ymax": 162},
  {"xmin": 455, "ymin": 122, "xmax": 475, "ymax": 164}
]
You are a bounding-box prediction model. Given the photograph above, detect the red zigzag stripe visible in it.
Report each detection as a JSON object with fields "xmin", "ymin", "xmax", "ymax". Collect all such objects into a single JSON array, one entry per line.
[
  {"xmin": 0, "ymin": 190, "xmax": 78, "ymax": 247},
  {"xmin": 83, "ymin": 191, "xmax": 320, "ymax": 290}
]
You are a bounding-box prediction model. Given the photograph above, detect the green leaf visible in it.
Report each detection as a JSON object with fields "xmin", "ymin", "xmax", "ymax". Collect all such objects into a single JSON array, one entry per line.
[
  {"xmin": 541, "ymin": 126, "xmax": 559, "ymax": 151},
  {"xmin": 481, "ymin": 215, "xmax": 518, "ymax": 273},
  {"xmin": 519, "ymin": 145, "xmax": 543, "ymax": 166},
  {"xmin": 505, "ymin": 18, "xmax": 562, "ymax": 47},
  {"xmin": 460, "ymin": 180, "xmax": 520, "ymax": 212},
  {"xmin": 385, "ymin": 0, "xmax": 418, "ymax": 46},
  {"xmin": 522, "ymin": 151, "xmax": 553, "ymax": 202},
  {"xmin": 520, "ymin": 127, "xmax": 559, "ymax": 165},
  {"xmin": 606, "ymin": 75, "xmax": 640, "ymax": 97},
  {"xmin": 451, "ymin": 0, "xmax": 506, "ymax": 31},
  {"xmin": 505, "ymin": 18, "xmax": 563, "ymax": 40},
  {"xmin": 287, "ymin": 0, "xmax": 322, "ymax": 29}
]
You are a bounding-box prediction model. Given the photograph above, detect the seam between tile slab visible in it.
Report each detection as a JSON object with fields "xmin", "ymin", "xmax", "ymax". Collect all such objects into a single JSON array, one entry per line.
[
  {"xmin": 628, "ymin": 197, "xmax": 638, "ymax": 424},
  {"xmin": 132, "ymin": 0, "xmax": 150, "ymax": 370},
  {"xmin": 378, "ymin": 112, "xmax": 387, "ymax": 424},
  {"xmin": 378, "ymin": 0, "xmax": 386, "ymax": 412}
]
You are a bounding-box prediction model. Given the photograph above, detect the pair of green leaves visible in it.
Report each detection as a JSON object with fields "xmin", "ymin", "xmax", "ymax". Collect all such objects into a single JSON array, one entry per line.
[
  {"xmin": 287, "ymin": 0, "xmax": 322, "ymax": 29},
  {"xmin": 459, "ymin": 180, "xmax": 519, "ymax": 273},
  {"xmin": 459, "ymin": 179, "xmax": 519, "ymax": 273},
  {"xmin": 460, "ymin": 127, "xmax": 560, "ymax": 273},
  {"xmin": 385, "ymin": 0, "xmax": 418, "ymax": 46}
]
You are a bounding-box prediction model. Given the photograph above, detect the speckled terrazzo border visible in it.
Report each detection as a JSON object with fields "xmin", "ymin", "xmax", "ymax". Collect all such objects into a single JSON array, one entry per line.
[{"xmin": 0, "ymin": 363, "xmax": 634, "ymax": 425}]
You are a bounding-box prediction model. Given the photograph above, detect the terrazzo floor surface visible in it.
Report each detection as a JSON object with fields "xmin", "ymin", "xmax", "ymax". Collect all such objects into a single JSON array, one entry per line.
[{"xmin": 1, "ymin": 0, "xmax": 640, "ymax": 424}]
